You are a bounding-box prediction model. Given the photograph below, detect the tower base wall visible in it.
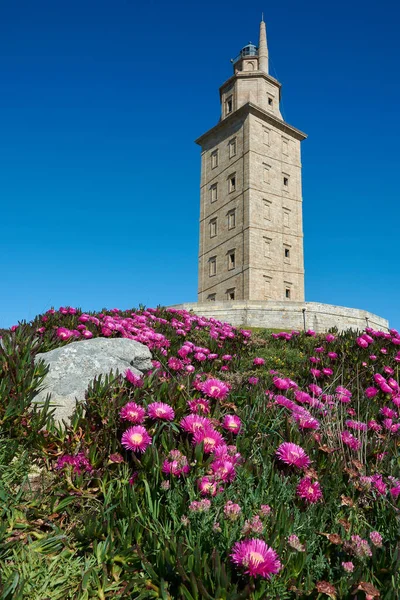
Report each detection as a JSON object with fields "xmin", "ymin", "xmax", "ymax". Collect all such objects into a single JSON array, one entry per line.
[{"xmin": 169, "ymin": 301, "xmax": 388, "ymax": 333}]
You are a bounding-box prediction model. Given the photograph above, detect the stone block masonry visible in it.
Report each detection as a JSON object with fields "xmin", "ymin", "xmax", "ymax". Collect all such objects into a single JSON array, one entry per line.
[{"xmin": 170, "ymin": 301, "xmax": 389, "ymax": 334}]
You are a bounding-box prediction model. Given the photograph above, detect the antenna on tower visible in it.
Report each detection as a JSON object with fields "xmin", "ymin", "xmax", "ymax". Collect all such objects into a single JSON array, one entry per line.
[{"xmin": 261, "ymin": 11, "xmax": 264, "ymax": 21}]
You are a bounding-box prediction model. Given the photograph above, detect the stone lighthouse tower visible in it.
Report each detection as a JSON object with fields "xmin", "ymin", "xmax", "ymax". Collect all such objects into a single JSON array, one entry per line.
[{"xmin": 196, "ymin": 19, "xmax": 307, "ymax": 303}]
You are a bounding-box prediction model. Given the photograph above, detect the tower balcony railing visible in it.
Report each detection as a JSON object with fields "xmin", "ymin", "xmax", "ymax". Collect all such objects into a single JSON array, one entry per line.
[{"xmin": 232, "ymin": 44, "xmax": 258, "ymax": 65}]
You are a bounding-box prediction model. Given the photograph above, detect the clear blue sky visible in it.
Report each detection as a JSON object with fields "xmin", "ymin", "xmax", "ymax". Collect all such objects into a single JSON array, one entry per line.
[{"xmin": 1, "ymin": 0, "xmax": 399, "ymax": 328}]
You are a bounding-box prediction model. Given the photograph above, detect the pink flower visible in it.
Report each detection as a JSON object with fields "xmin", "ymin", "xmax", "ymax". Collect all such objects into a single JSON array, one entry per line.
[
  {"xmin": 193, "ymin": 427, "xmax": 225, "ymax": 453},
  {"xmin": 210, "ymin": 459, "xmax": 236, "ymax": 482},
  {"xmin": 119, "ymin": 402, "xmax": 146, "ymax": 424},
  {"xmin": 224, "ymin": 501, "xmax": 241, "ymax": 520},
  {"xmin": 357, "ymin": 337, "xmax": 369, "ymax": 348},
  {"xmin": 365, "ymin": 387, "xmax": 379, "ymax": 399},
  {"xmin": 369, "ymin": 531, "xmax": 383, "ymax": 547},
  {"xmin": 259, "ymin": 504, "xmax": 271, "ymax": 516},
  {"xmin": 342, "ymin": 561, "xmax": 354, "ymax": 573},
  {"xmin": 253, "ymin": 357, "xmax": 265, "ymax": 366},
  {"xmin": 180, "ymin": 414, "xmax": 211, "ymax": 434},
  {"xmin": 222, "ymin": 414, "xmax": 241, "ymax": 434},
  {"xmin": 231, "ymin": 539, "xmax": 281, "ymax": 579},
  {"xmin": 189, "ymin": 498, "xmax": 211, "ymax": 512},
  {"xmin": 187, "ymin": 398, "xmax": 211, "ymax": 415},
  {"xmin": 273, "ymin": 377, "xmax": 291, "ymax": 390},
  {"xmin": 326, "ymin": 334, "xmax": 336, "ymax": 342},
  {"xmin": 168, "ymin": 356, "xmax": 183, "ymax": 370},
  {"xmin": 125, "ymin": 369, "xmax": 143, "ymax": 387},
  {"xmin": 288, "ymin": 535, "xmax": 306, "ymax": 552},
  {"xmin": 351, "ymin": 535, "xmax": 372, "ymax": 558},
  {"xmin": 341, "ymin": 430, "xmax": 361, "ymax": 451},
  {"xmin": 328, "ymin": 352, "xmax": 338, "ymax": 360},
  {"xmin": 121, "ymin": 426, "xmax": 152, "ymax": 453},
  {"xmin": 201, "ymin": 378, "xmax": 230, "ymax": 400},
  {"xmin": 345, "ymin": 419, "xmax": 367, "ymax": 432},
  {"xmin": 248, "ymin": 376, "xmax": 259, "ymax": 385},
  {"xmin": 56, "ymin": 327, "xmax": 73, "ymax": 341},
  {"xmin": 276, "ymin": 442, "xmax": 311, "ymax": 469},
  {"xmin": 309, "ymin": 383, "xmax": 323, "ymax": 396},
  {"xmin": 162, "ymin": 450, "xmax": 190, "ymax": 477},
  {"xmin": 81, "ymin": 330, "xmax": 93, "ymax": 339},
  {"xmin": 242, "ymin": 514, "xmax": 264, "ymax": 536},
  {"xmin": 296, "ymin": 477, "xmax": 323, "ymax": 503},
  {"xmin": 198, "ymin": 475, "xmax": 219, "ymax": 496},
  {"xmin": 147, "ymin": 402, "xmax": 175, "ymax": 421}
]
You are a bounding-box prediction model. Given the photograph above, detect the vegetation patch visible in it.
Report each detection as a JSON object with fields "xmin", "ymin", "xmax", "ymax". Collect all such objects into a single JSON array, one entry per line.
[{"xmin": 0, "ymin": 306, "xmax": 399, "ymax": 599}]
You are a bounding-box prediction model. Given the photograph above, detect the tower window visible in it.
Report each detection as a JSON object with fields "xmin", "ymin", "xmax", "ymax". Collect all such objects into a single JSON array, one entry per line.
[
  {"xmin": 263, "ymin": 165, "xmax": 270, "ymax": 184},
  {"xmin": 229, "ymin": 138, "xmax": 237, "ymax": 158},
  {"xmin": 210, "ymin": 183, "xmax": 218, "ymax": 203},
  {"xmin": 283, "ymin": 209, "xmax": 290, "ymax": 227},
  {"xmin": 264, "ymin": 276, "xmax": 272, "ymax": 299},
  {"xmin": 285, "ymin": 288, "xmax": 291, "ymax": 299},
  {"xmin": 228, "ymin": 175, "xmax": 236, "ymax": 193},
  {"xmin": 268, "ymin": 96, "xmax": 273, "ymax": 106},
  {"xmin": 228, "ymin": 209, "xmax": 236, "ymax": 229},
  {"xmin": 211, "ymin": 150, "xmax": 219, "ymax": 169},
  {"xmin": 284, "ymin": 248, "xmax": 290, "ymax": 259},
  {"xmin": 283, "ymin": 176, "xmax": 289, "ymax": 187},
  {"xmin": 264, "ymin": 237, "xmax": 272, "ymax": 258},
  {"xmin": 228, "ymin": 250, "xmax": 236, "ymax": 270},
  {"xmin": 226, "ymin": 96, "xmax": 233, "ymax": 115},
  {"xmin": 226, "ymin": 288, "xmax": 235, "ymax": 301},
  {"xmin": 209, "ymin": 257, "xmax": 217, "ymax": 277},
  {"xmin": 263, "ymin": 199, "xmax": 271, "ymax": 220},
  {"xmin": 207, "ymin": 293, "xmax": 216, "ymax": 302},
  {"xmin": 209, "ymin": 218, "xmax": 217, "ymax": 238}
]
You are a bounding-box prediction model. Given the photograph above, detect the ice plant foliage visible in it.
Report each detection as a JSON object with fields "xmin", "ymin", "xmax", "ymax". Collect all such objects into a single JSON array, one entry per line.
[{"xmin": 9, "ymin": 304, "xmax": 400, "ymax": 598}]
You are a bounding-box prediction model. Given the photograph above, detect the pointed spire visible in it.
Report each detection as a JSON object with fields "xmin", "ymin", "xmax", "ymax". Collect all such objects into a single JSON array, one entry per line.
[{"xmin": 258, "ymin": 18, "xmax": 269, "ymax": 74}]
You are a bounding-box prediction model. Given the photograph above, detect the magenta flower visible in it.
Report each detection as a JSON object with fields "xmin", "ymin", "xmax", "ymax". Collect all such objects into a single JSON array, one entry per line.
[
  {"xmin": 253, "ymin": 357, "xmax": 265, "ymax": 366},
  {"xmin": 56, "ymin": 327, "xmax": 73, "ymax": 341},
  {"xmin": 198, "ymin": 475, "xmax": 219, "ymax": 496},
  {"xmin": 276, "ymin": 442, "xmax": 310, "ymax": 469},
  {"xmin": 187, "ymin": 398, "xmax": 211, "ymax": 415},
  {"xmin": 168, "ymin": 356, "xmax": 184, "ymax": 371},
  {"xmin": 119, "ymin": 402, "xmax": 146, "ymax": 424},
  {"xmin": 222, "ymin": 414, "xmax": 242, "ymax": 434},
  {"xmin": 180, "ymin": 414, "xmax": 211, "ymax": 434},
  {"xmin": 210, "ymin": 459, "xmax": 236, "ymax": 482},
  {"xmin": 273, "ymin": 376, "xmax": 291, "ymax": 390},
  {"xmin": 231, "ymin": 539, "xmax": 281, "ymax": 579},
  {"xmin": 193, "ymin": 427, "xmax": 225, "ymax": 453},
  {"xmin": 365, "ymin": 387, "xmax": 379, "ymax": 399},
  {"xmin": 341, "ymin": 430, "xmax": 361, "ymax": 451},
  {"xmin": 201, "ymin": 378, "xmax": 230, "ymax": 400},
  {"xmin": 121, "ymin": 426, "xmax": 152, "ymax": 453},
  {"xmin": 162, "ymin": 450, "xmax": 190, "ymax": 477},
  {"xmin": 296, "ymin": 477, "xmax": 323, "ymax": 503},
  {"xmin": 125, "ymin": 369, "xmax": 143, "ymax": 387},
  {"xmin": 357, "ymin": 337, "xmax": 369, "ymax": 348},
  {"xmin": 147, "ymin": 402, "xmax": 175, "ymax": 421}
]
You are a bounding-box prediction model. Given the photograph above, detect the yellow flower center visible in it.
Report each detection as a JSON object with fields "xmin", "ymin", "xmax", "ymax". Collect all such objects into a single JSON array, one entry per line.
[
  {"xmin": 131, "ymin": 433, "xmax": 143, "ymax": 444},
  {"xmin": 249, "ymin": 551, "xmax": 264, "ymax": 566}
]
